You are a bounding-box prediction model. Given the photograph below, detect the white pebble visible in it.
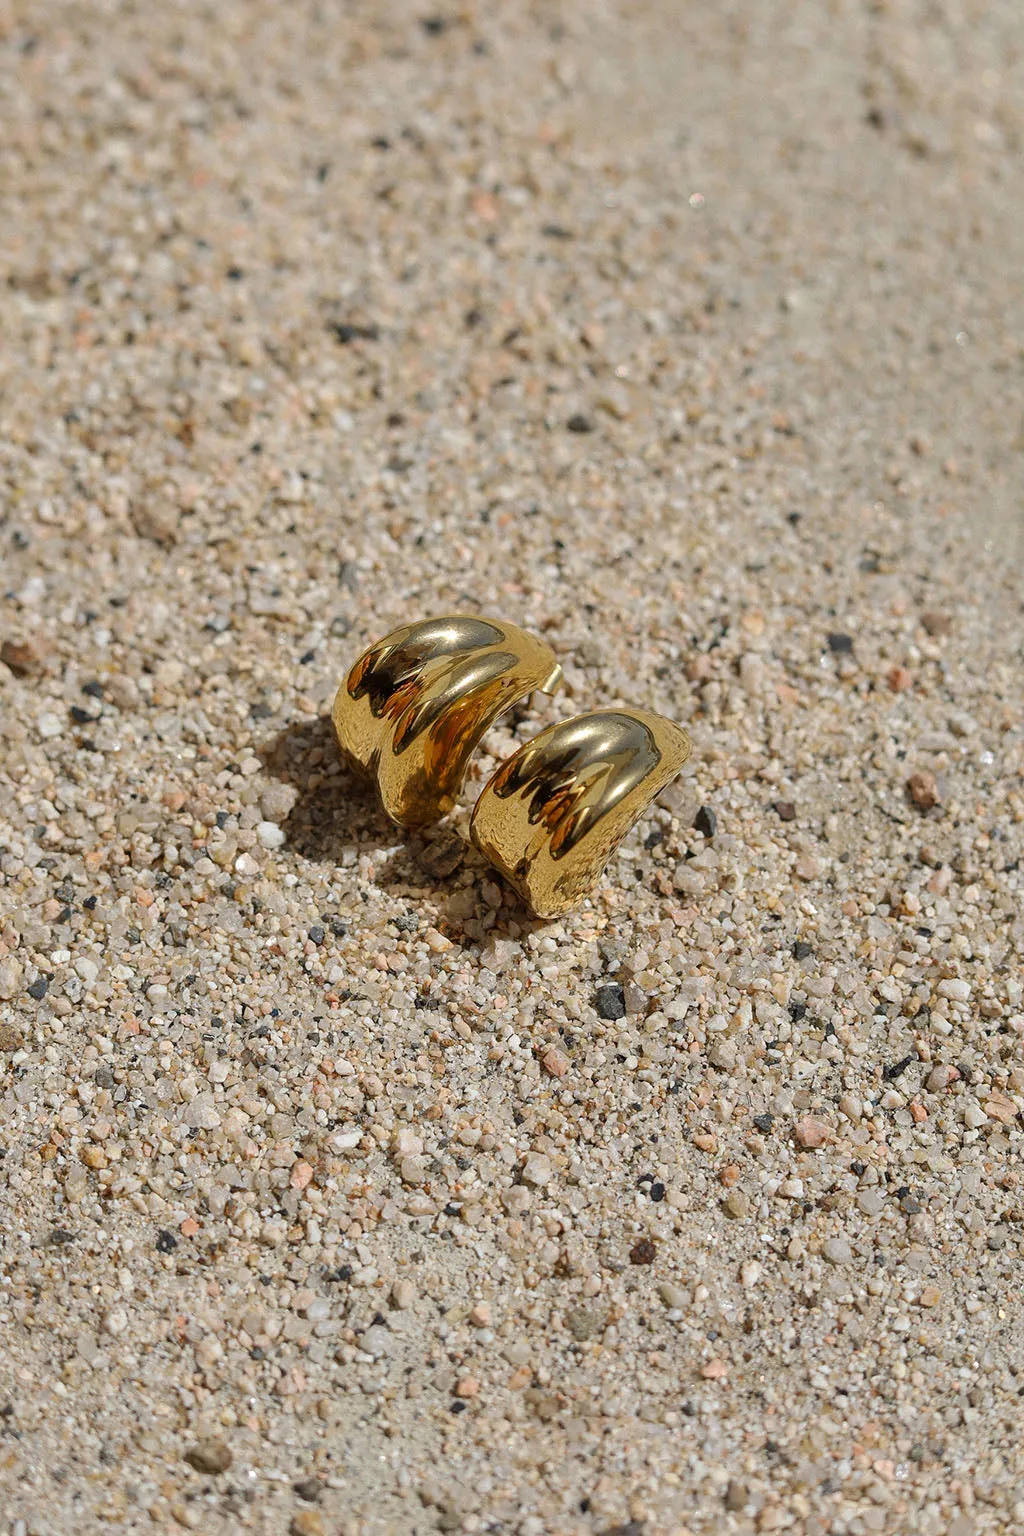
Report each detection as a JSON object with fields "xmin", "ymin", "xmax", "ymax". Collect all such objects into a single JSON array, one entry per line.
[
  {"xmin": 739, "ymin": 653, "xmax": 765, "ymax": 695},
  {"xmin": 183, "ymin": 1094, "xmax": 222, "ymax": 1130},
  {"xmin": 708, "ymin": 1037, "xmax": 737, "ymax": 1071},
  {"xmin": 37, "ymin": 711, "xmax": 63, "ymax": 738},
  {"xmin": 361, "ymin": 1324, "xmax": 391, "ymax": 1357},
  {"xmin": 823, "ymin": 1238, "xmax": 853, "ymax": 1265},
  {"xmin": 672, "ymin": 863, "xmax": 705, "ymax": 895},
  {"xmin": 391, "ymin": 1279, "xmax": 416, "ymax": 1310},
  {"xmin": 399, "ymin": 1156, "xmax": 427, "ymax": 1185},
  {"xmin": 522, "ymin": 1152, "xmax": 552, "ymax": 1187},
  {"xmin": 328, "ymin": 1128, "xmax": 361, "ymax": 1150},
  {"xmin": 260, "ymin": 782, "xmax": 299, "ymax": 820},
  {"xmin": 480, "ymin": 937, "xmax": 518, "ymax": 972},
  {"xmin": 195, "ymin": 1334, "xmax": 224, "ymax": 1369},
  {"xmin": 0, "ymin": 957, "xmax": 24, "ymax": 1000}
]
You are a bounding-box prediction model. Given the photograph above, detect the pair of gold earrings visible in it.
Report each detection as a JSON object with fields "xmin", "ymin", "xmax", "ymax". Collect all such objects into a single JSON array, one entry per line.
[{"xmin": 332, "ymin": 616, "xmax": 691, "ymax": 919}]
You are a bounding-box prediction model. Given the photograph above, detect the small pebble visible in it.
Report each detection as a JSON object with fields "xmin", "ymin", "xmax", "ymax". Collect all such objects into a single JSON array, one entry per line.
[
  {"xmin": 105, "ymin": 673, "xmax": 139, "ymax": 710},
  {"xmin": 693, "ymin": 804, "xmax": 717, "ymax": 838},
  {"xmin": 623, "ymin": 980, "xmax": 647, "ymax": 1014},
  {"xmin": 0, "ymin": 958, "xmax": 24, "ymax": 1001},
  {"xmin": 566, "ymin": 1306, "xmax": 601, "ymax": 1341},
  {"xmin": 963, "ymin": 1101, "xmax": 987, "ymax": 1130},
  {"xmin": 907, "ymin": 770, "xmax": 940, "ymax": 810},
  {"xmin": 822, "ymin": 1238, "xmax": 853, "ymax": 1265},
  {"xmin": 723, "ymin": 1189, "xmax": 750, "ymax": 1219},
  {"xmin": 260, "ymin": 781, "xmax": 299, "ymax": 820},
  {"xmin": 1, "ymin": 636, "xmax": 46, "ymax": 677},
  {"xmin": 739, "ymin": 653, "xmax": 765, "ymax": 695},
  {"xmin": 724, "ymin": 1480, "xmax": 748, "ymax": 1512},
  {"xmin": 520, "ymin": 1152, "xmax": 551, "ymax": 1188},
  {"xmin": 400, "ymin": 1156, "xmax": 427, "ymax": 1185},
  {"xmin": 708, "ymin": 1037, "xmax": 737, "ymax": 1071},
  {"xmin": 594, "ymin": 982, "xmax": 626, "ymax": 1020},
  {"xmin": 184, "ymin": 1439, "xmax": 233, "ymax": 1475},
  {"xmin": 360, "ymin": 1325, "xmax": 391, "ymax": 1357},
  {"xmin": 418, "ymin": 832, "xmax": 466, "ymax": 879},
  {"xmin": 656, "ymin": 781, "xmax": 697, "ymax": 817},
  {"xmin": 289, "ymin": 1513, "xmax": 325, "ymax": 1536},
  {"xmin": 391, "ymin": 1279, "xmax": 416, "ymax": 1310},
  {"xmin": 793, "ymin": 1117, "xmax": 830, "ymax": 1150},
  {"xmin": 984, "ymin": 1092, "xmax": 1016, "ymax": 1125},
  {"xmin": 131, "ymin": 499, "xmax": 179, "ymax": 544},
  {"xmin": 540, "ymin": 1044, "xmax": 570, "ymax": 1078},
  {"xmin": 0, "ymin": 1022, "xmax": 25, "ymax": 1052}
]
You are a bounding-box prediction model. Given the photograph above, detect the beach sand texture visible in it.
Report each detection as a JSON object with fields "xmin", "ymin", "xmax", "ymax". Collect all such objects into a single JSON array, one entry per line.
[{"xmin": 2, "ymin": 1, "xmax": 1024, "ymax": 1532}]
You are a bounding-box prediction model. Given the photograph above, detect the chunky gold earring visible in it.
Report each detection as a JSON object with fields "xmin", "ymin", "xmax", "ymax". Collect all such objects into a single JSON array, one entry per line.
[
  {"xmin": 470, "ymin": 707, "xmax": 691, "ymax": 919},
  {"xmin": 332, "ymin": 615, "xmax": 563, "ymax": 827}
]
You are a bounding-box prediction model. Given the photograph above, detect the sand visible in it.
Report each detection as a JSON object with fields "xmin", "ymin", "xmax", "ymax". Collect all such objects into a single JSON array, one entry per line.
[{"xmin": 1, "ymin": 1, "xmax": 1023, "ymax": 1532}]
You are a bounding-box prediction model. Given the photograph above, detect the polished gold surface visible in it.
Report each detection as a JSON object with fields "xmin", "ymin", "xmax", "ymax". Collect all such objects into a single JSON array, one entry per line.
[
  {"xmin": 332, "ymin": 615, "xmax": 563, "ymax": 826},
  {"xmin": 470, "ymin": 707, "xmax": 691, "ymax": 918}
]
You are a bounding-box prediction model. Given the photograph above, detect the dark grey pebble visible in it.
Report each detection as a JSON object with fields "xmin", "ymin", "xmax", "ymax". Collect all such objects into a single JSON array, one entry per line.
[{"xmin": 594, "ymin": 982, "xmax": 626, "ymax": 1021}]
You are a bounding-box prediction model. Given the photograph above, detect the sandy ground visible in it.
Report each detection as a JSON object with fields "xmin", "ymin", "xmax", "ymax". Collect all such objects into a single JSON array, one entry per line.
[{"xmin": 2, "ymin": 1, "xmax": 1024, "ymax": 1532}]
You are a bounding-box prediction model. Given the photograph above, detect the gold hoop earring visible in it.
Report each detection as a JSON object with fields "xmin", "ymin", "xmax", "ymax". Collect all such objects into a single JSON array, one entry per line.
[
  {"xmin": 470, "ymin": 707, "xmax": 690, "ymax": 918},
  {"xmin": 332, "ymin": 615, "xmax": 563, "ymax": 827}
]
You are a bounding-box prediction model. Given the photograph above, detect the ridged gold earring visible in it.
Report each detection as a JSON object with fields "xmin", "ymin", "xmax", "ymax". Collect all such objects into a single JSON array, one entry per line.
[
  {"xmin": 470, "ymin": 707, "xmax": 691, "ymax": 919},
  {"xmin": 332, "ymin": 615, "xmax": 563, "ymax": 827}
]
